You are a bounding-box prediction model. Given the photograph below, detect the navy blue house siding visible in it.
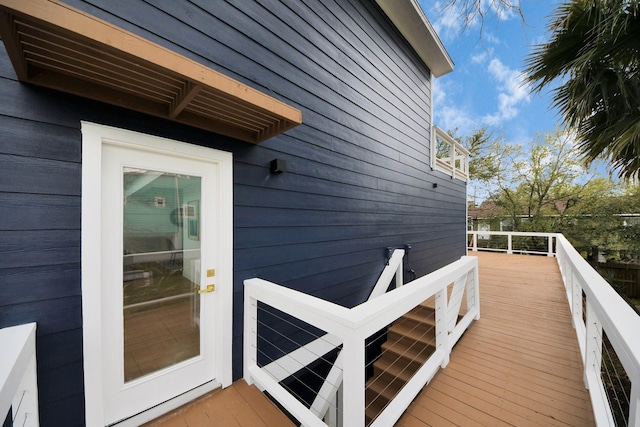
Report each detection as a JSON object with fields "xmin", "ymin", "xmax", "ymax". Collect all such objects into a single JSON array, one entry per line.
[{"xmin": 0, "ymin": 1, "xmax": 466, "ymax": 425}]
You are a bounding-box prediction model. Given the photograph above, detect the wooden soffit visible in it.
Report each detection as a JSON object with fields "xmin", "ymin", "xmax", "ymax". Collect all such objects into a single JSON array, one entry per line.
[{"xmin": 0, "ymin": 0, "xmax": 302, "ymax": 143}]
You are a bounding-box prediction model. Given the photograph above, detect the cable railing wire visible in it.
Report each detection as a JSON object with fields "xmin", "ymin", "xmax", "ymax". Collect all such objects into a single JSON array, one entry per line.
[
  {"xmin": 597, "ymin": 328, "xmax": 631, "ymax": 427},
  {"xmin": 364, "ymin": 302, "xmax": 439, "ymax": 415},
  {"xmin": 254, "ymin": 344, "xmax": 340, "ymax": 413},
  {"xmin": 254, "ymin": 303, "xmax": 343, "ymax": 368},
  {"xmin": 12, "ymin": 390, "xmax": 25, "ymax": 424},
  {"xmin": 363, "ymin": 281, "xmax": 470, "ymax": 422},
  {"xmin": 257, "ymin": 304, "xmax": 324, "ymax": 345},
  {"xmin": 253, "ymin": 305, "xmax": 344, "ymax": 415},
  {"xmin": 253, "ymin": 332, "xmax": 342, "ymax": 397},
  {"xmin": 366, "ymin": 330, "xmax": 436, "ymax": 415}
]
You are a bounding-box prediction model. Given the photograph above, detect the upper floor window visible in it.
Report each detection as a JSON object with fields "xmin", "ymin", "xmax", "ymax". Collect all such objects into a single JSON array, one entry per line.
[{"xmin": 431, "ymin": 126, "xmax": 469, "ymax": 181}]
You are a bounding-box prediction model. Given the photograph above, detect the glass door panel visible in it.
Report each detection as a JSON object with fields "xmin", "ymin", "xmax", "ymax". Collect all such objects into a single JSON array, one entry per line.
[{"xmin": 122, "ymin": 168, "xmax": 202, "ymax": 382}]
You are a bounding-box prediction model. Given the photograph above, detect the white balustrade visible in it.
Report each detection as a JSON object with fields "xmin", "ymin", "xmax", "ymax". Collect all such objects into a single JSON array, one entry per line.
[
  {"xmin": 244, "ymin": 255, "xmax": 480, "ymax": 426},
  {"xmin": 469, "ymin": 230, "xmax": 640, "ymax": 426},
  {"xmin": 467, "ymin": 230, "xmax": 555, "ymax": 256},
  {"xmin": 432, "ymin": 126, "xmax": 469, "ymax": 181},
  {"xmin": 0, "ymin": 323, "xmax": 39, "ymax": 427},
  {"xmin": 556, "ymin": 234, "xmax": 640, "ymax": 427}
]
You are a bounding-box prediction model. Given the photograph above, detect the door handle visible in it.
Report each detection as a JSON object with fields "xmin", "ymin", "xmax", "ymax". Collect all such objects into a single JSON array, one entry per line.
[{"xmin": 198, "ymin": 284, "xmax": 215, "ymax": 294}]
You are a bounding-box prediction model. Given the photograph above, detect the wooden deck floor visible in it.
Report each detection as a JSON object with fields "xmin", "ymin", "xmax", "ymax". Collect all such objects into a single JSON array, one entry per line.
[
  {"xmin": 397, "ymin": 251, "xmax": 595, "ymax": 427},
  {"xmin": 145, "ymin": 251, "xmax": 594, "ymax": 426},
  {"xmin": 142, "ymin": 380, "xmax": 295, "ymax": 427}
]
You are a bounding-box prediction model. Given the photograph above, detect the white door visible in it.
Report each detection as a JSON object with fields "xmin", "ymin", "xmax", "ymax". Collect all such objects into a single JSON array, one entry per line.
[{"xmin": 81, "ymin": 123, "xmax": 233, "ymax": 426}]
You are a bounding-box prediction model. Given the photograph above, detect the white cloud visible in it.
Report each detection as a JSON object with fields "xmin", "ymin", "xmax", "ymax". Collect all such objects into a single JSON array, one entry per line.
[
  {"xmin": 482, "ymin": 32, "xmax": 502, "ymax": 45},
  {"xmin": 421, "ymin": 0, "xmax": 519, "ymax": 43},
  {"xmin": 433, "ymin": 79, "xmax": 476, "ymax": 134},
  {"xmin": 436, "ymin": 104, "xmax": 477, "ymax": 135},
  {"xmin": 470, "ymin": 48, "xmax": 493, "ymax": 64},
  {"xmin": 428, "ymin": 1, "xmax": 469, "ymax": 42},
  {"xmin": 532, "ymin": 34, "xmax": 548, "ymax": 46},
  {"xmin": 482, "ymin": 58, "xmax": 530, "ymax": 126},
  {"xmin": 484, "ymin": 0, "xmax": 518, "ymax": 21},
  {"xmin": 432, "ymin": 78, "xmax": 447, "ymax": 106}
]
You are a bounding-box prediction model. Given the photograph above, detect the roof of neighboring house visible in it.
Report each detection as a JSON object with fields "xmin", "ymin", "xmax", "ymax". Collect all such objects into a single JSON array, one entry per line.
[
  {"xmin": 468, "ymin": 201, "xmax": 504, "ymax": 219},
  {"xmin": 375, "ymin": 0, "xmax": 454, "ymax": 77}
]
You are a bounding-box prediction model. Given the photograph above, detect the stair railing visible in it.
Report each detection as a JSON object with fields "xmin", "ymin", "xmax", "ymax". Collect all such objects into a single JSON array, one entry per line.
[
  {"xmin": 253, "ymin": 249, "xmax": 405, "ymax": 425},
  {"xmin": 244, "ymin": 255, "xmax": 480, "ymax": 426},
  {"xmin": 0, "ymin": 323, "xmax": 39, "ymax": 427},
  {"xmin": 309, "ymin": 248, "xmax": 405, "ymax": 423}
]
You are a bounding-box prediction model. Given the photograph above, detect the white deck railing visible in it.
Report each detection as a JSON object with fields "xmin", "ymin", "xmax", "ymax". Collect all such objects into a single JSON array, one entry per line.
[
  {"xmin": 244, "ymin": 255, "xmax": 480, "ymax": 426},
  {"xmin": 0, "ymin": 323, "xmax": 39, "ymax": 427},
  {"xmin": 432, "ymin": 126, "xmax": 469, "ymax": 181},
  {"xmin": 468, "ymin": 230, "xmax": 640, "ymax": 427},
  {"xmin": 468, "ymin": 230, "xmax": 556, "ymax": 256}
]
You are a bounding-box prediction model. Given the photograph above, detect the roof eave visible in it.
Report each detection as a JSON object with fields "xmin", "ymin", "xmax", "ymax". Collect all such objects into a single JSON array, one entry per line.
[{"xmin": 375, "ymin": 0, "xmax": 454, "ymax": 77}]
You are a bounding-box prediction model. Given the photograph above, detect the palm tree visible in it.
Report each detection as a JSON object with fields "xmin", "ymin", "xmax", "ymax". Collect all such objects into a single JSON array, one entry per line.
[{"xmin": 525, "ymin": 0, "xmax": 640, "ymax": 179}]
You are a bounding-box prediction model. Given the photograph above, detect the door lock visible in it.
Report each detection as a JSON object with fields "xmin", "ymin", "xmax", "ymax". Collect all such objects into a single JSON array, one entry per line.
[{"xmin": 198, "ymin": 284, "xmax": 215, "ymax": 294}]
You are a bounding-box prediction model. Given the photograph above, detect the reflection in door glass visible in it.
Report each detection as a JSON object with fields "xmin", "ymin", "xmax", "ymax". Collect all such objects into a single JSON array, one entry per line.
[{"xmin": 122, "ymin": 168, "xmax": 201, "ymax": 382}]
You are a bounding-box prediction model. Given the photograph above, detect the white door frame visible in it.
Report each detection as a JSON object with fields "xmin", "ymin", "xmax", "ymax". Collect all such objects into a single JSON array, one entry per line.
[{"xmin": 81, "ymin": 122, "xmax": 233, "ymax": 426}]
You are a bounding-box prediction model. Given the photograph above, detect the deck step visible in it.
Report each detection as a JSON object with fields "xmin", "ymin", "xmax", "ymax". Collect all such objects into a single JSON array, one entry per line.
[
  {"xmin": 381, "ymin": 335, "xmax": 436, "ymax": 365},
  {"xmin": 372, "ymin": 352, "xmax": 420, "ymax": 383},
  {"xmin": 365, "ymin": 302, "xmax": 439, "ymax": 425},
  {"xmin": 365, "ymin": 390, "xmax": 388, "ymax": 425},
  {"xmin": 387, "ymin": 318, "xmax": 436, "ymax": 347},
  {"xmin": 404, "ymin": 305, "xmax": 436, "ymax": 325},
  {"xmin": 366, "ymin": 374, "xmax": 405, "ymax": 403}
]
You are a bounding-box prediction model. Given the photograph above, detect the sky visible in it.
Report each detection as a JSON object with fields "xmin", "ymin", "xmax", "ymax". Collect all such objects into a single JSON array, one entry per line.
[{"xmin": 419, "ymin": 1, "xmax": 562, "ymax": 146}]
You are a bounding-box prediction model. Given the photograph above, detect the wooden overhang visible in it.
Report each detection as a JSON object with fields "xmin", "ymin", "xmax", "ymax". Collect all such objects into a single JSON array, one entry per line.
[{"xmin": 0, "ymin": 0, "xmax": 302, "ymax": 143}]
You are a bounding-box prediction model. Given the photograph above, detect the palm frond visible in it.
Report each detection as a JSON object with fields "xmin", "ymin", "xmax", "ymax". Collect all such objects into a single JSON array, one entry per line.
[{"xmin": 524, "ymin": 0, "xmax": 640, "ymax": 179}]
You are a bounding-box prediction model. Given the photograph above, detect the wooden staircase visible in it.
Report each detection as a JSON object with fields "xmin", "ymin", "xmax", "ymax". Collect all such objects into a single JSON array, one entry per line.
[{"xmin": 364, "ymin": 302, "xmax": 438, "ymax": 425}]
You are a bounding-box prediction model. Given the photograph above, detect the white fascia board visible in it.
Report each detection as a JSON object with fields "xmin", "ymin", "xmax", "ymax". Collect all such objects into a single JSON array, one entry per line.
[{"xmin": 376, "ymin": 0, "xmax": 454, "ymax": 77}]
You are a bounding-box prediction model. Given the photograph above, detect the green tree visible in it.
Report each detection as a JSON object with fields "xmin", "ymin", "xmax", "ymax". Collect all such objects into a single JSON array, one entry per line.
[
  {"xmin": 464, "ymin": 128, "xmax": 501, "ymax": 182},
  {"xmin": 559, "ymin": 178, "xmax": 627, "ymax": 260},
  {"xmin": 467, "ymin": 129, "xmax": 588, "ymax": 230},
  {"xmin": 463, "ymin": 126, "xmax": 640, "ymax": 260},
  {"xmin": 525, "ymin": 0, "xmax": 640, "ymax": 179}
]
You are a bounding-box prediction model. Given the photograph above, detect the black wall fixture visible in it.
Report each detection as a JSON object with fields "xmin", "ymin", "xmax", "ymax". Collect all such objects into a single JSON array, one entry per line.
[{"xmin": 270, "ymin": 158, "xmax": 287, "ymax": 174}]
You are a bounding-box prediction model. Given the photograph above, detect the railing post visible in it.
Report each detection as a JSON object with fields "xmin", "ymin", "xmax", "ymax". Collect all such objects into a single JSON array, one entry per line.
[
  {"xmin": 547, "ymin": 235, "xmax": 554, "ymax": 257},
  {"xmin": 0, "ymin": 323, "xmax": 39, "ymax": 427},
  {"xmin": 472, "ymin": 233, "xmax": 477, "ymax": 252},
  {"xmin": 435, "ymin": 288, "xmax": 450, "ymax": 367},
  {"xmin": 572, "ymin": 273, "xmax": 582, "ymax": 329},
  {"xmin": 565, "ymin": 261, "xmax": 573, "ymax": 309},
  {"xmin": 243, "ymin": 284, "xmax": 258, "ymax": 385},
  {"xmin": 507, "ymin": 234, "xmax": 513, "ymax": 254},
  {"xmin": 324, "ymin": 387, "xmax": 338, "ymax": 427},
  {"xmin": 341, "ymin": 333, "xmax": 365, "ymax": 427},
  {"xmin": 583, "ymin": 300, "xmax": 602, "ymax": 389},
  {"xmin": 630, "ymin": 376, "xmax": 640, "ymax": 427},
  {"xmin": 469, "ymin": 259, "xmax": 480, "ymax": 320},
  {"xmin": 395, "ymin": 260, "xmax": 403, "ymax": 289},
  {"xmin": 450, "ymin": 137, "xmax": 456, "ymax": 180}
]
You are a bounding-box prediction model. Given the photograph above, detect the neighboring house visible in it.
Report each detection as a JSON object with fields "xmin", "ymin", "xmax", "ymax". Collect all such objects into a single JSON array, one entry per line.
[
  {"xmin": 0, "ymin": 0, "xmax": 466, "ymax": 425},
  {"xmin": 467, "ymin": 200, "xmax": 508, "ymax": 233}
]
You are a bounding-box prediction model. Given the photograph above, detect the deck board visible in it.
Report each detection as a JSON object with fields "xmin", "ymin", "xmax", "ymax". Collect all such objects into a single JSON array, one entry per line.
[
  {"xmin": 397, "ymin": 252, "xmax": 595, "ymax": 426},
  {"xmin": 143, "ymin": 381, "xmax": 295, "ymax": 427}
]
